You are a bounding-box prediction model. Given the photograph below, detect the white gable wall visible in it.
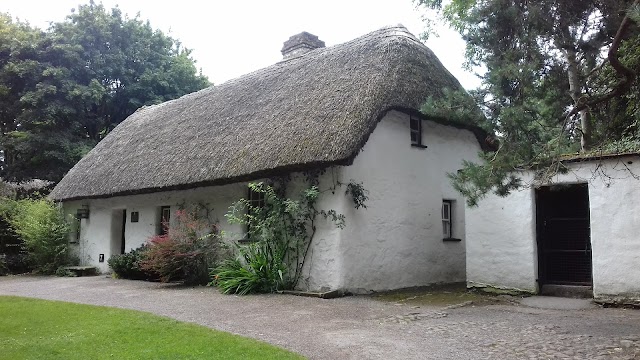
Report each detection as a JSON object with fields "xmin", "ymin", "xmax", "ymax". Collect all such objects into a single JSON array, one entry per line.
[
  {"xmin": 337, "ymin": 110, "xmax": 481, "ymax": 292},
  {"xmin": 466, "ymin": 156, "xmax": 640, "ymax": 301}
]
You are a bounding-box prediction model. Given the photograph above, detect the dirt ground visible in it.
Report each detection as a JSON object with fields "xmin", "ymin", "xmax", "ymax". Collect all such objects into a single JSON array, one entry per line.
[{"xmin": 1, "ymin": 276, "xmax": 639, "ymax": 359}]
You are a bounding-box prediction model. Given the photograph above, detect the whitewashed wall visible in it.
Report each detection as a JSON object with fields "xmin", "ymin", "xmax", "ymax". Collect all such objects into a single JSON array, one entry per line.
[
  {"xmin": 465, "ymin": 184, "xmax": 538, "ymax": 293},
  {"xmin": 336, "ymin": 110, "xmax": 481, "ymax": 292},
  {"xmin": 466, "ymin": 156, "xmax": 640, "ymax": 301},
  {"xmin": 63, "ymin": 183, "xmax": 248, "ymax": 273},
  {"xmin": 62, "ymin": 174, "xmax": 342, "ymax": 276},
  {"xmin": 287, "ymin": 170, "xmax": 348, "ymax": 292}
]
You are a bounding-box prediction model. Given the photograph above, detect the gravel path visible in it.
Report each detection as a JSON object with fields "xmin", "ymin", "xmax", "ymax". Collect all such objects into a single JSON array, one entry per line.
[{"xmin": 1, "ymin": 276, "xmax": 639, "ymax": 359}]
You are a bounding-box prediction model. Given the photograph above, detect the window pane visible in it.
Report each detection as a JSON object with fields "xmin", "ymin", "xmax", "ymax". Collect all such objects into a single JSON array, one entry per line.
[
  {"xmin": 442, "ymin": 202, "xmax": 450, "ymax": 220},
  {"xmin": 159, "ymin": 206, "xmax": 171, "ymax": 235},
  {"xmin": 411, "ymin": 131, "xmax": 418, "ymax": 143},
  {"xmin": 443, "ymin": 221, "xmax": 451, "ymax": 238},
  {"xmin": 410, "ymin": 118, "xmax": 419, "ymax": 130}
]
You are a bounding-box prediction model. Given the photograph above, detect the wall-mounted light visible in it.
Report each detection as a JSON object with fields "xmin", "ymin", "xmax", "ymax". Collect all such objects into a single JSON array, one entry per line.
[{"xmin": 76, "ymin": 205, "xmax": 90, "ymax": 219}]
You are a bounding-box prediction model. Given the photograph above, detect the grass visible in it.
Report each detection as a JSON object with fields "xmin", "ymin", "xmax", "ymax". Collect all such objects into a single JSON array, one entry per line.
[{"xmin": 0, "ymin": 296, "xmax": 303, "ymax": 360}]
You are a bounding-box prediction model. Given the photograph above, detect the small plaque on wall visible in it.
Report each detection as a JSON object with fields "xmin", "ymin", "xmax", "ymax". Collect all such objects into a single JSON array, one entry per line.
[{"xmin": 131, "ymin": 211, "xmax": 139, "ymax": 223}]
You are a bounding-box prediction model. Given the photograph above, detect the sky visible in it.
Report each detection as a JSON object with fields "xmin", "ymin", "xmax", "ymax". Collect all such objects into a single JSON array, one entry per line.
[{"xmin": 2, "ymin": 0, "xmax": 481, "ymax": 89}]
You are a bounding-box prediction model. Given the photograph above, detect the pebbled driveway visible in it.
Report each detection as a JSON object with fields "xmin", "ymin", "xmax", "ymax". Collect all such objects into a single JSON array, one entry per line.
[{"xmin": 1, "ymin": 276, "xmax": 639, "ymax": 359}]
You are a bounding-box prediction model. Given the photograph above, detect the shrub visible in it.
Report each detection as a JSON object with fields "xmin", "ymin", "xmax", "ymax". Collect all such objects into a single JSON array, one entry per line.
[
  {"xmin": 0, "ymin": 200, "xmax": 31, "ymax": 274},
  {"xmin": 9, "ymin": 198, "xmax": 74, "ymax": 274},
  {"xmin": 140, "ymin": 209, "xmax": 223, "ymax": 285},
  {"xmin": 108, "ymin": 245, "xmax": 153, "ymax": 280},
  {"xmin": 213, "ymin": 241, "xmax": 288, "ymax": 295},
  {"xmin": 2, "ymin": 251, "xmax": 30, "ymax": 274},
  {"xmin": 0, "ymin": 255, "xmax": 7, "ymax": 276},
  {"xmin": 54, "ymin": 267, "xmax": 76, "ymax": 277}
]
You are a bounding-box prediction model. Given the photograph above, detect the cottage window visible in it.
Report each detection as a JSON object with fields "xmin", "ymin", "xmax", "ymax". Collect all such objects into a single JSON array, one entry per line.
[
  {"xmin": 241, "ymin": 187, "xmax": 266, "ymax": 243},
  {"xmin": 159, "ymin": 206, "xmax": 171, "ymax": 235},
  {"xmin": 130, "ymin": 211, "xmax": 139, "ymax": 223},
  {"xmin": 248, "ymin": 187, "xmax": 266, "ymax": 210},
  {"xmin": 442, "ymin": 200, "xmax": 452, "ymax": 239},
  {"xmin": 410, "ymin": 117, "xmax": 427, "ymax": 148}
]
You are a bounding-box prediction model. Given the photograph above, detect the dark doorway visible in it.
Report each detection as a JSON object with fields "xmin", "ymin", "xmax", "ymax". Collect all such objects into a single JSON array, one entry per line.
[
  {"xmin": 120, "ymin": 210, "xmax": 127, "ymax": 254},
  {"xmin": 536, "ymin": 184, "xmax": 592, "ymax": 288}
]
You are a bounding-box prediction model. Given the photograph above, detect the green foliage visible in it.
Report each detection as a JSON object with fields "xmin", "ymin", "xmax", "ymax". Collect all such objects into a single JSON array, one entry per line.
[
  {"xmin": 345, "ymin": 180, "xmax": 370, "ymax": 209},
  {"xmin": 417, "ymin": 0, "xmax": 640, "ymax": 205},
  {"xmin": 0, "ymin": 3, "xmax": 210, "ymax": 182},
  {"xmin": 107, "ymin": 245, "xmax": 154, "ymax": 280},
  {"xmin": 6, "ymin": 198, "xmax": 73, "ymax": 274},
  {"xmin": 213, "ymin": 180, "xmax": 356, "ymax": 295},
  {"xmin": 214, "ymin": 242, "xmax": 287, "ymax": 295},
  {"xmin": 140, "ymin": 208, "xmax": 223, "ymax": 285},
  {"xmin": 54, "ymin": 267, "xmax": 77, "ymax": 277},
  {"xmin": 0, "ymin": 296, "xmax": 303, "ymax": 360},
  {"xmin": 0, "ymin": 179, "xmax": 54, "ymax": 274},
  {"xmin": 0, "ymin": 256, "xmax": 7, "ymax": 276}
]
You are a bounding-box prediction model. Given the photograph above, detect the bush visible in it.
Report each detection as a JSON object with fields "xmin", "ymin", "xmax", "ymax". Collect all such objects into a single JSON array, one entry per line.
[
  {"xmin": 0, "ymin": 255, "xmax": 7, "ymax": 276},
  {"xmin": 140, "ymin": 209, "xmax": 223, "ymax": 285},
  {"xmin": 108, "ymin": 245, "xmax": 153, "ymax": 280},
  {"xmin": 2, "ymin": 251, "xmax": 30, "ymax": 274},
  {"xmin": 0, "ymin": 202, "xmax": 31, "ymax": 274},
  {"xmin": 9, "ymin": 198, "xmax": 74, "ymax": 274},
  {"xmin": 213, "ymin": 241, "xmax": 287, "ymax": 295}
]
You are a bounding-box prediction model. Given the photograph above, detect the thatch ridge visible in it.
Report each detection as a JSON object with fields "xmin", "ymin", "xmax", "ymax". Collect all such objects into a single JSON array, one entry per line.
[{"xmin": 51, "ymin": 25, "xmax": 487, "ymax": 201}]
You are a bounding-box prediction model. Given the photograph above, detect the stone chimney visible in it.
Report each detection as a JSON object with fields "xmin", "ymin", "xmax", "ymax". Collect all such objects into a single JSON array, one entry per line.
[{"xmin": 281, "ymin": 32, "xmax": 325, "ymax": 60}]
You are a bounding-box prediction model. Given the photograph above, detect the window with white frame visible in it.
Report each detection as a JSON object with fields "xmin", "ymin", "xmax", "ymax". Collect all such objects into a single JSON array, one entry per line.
[{"xmin": 442, "ymin": 200, "xmax": 452, "ymax": 238}]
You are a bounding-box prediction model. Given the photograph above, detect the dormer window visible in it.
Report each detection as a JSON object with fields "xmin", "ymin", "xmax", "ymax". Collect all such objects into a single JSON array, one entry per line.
[{"xmin": 410, "ymin": 117, "xmax": 427, "ymax": 148}]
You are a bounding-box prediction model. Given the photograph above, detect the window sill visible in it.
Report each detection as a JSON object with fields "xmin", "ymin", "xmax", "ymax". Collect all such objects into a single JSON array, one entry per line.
[
  {"xmin": 442, "ymin": 237, "xmax": 462, "ymax": 242},
  {"xmin": 411, "ymin": 144, "xmax": 428, "ymax": 149}
]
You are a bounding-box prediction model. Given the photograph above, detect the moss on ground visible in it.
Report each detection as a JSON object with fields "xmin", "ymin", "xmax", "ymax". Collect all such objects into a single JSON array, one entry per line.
[{"xmin": 371, "ymin": 283, "xmax": 515, "ymax": 307}]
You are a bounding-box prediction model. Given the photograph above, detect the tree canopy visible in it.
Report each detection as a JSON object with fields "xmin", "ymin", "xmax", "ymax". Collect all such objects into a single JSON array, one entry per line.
[
  {"xmin": 418, "ymin": 0, "xmax": 640, "ymax": 205},
  {"xmin": 0, "ymin": 2, "xmax": 210, "ymax": 182}
]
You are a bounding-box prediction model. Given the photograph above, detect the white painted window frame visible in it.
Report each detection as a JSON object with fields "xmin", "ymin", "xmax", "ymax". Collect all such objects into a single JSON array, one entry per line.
[{"xmin": 442, "ymin": 200, "xmax": 452, "ymax": 239}]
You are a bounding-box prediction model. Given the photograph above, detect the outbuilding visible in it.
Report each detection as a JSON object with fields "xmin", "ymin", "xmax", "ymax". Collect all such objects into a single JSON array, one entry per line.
[{"xmin": 466, "ymin": 153, "xmax": 640, "ymax": 304}]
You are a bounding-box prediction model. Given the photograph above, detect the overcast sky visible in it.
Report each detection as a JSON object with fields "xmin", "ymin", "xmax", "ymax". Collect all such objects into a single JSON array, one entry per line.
[{"xmin": 2, "ymin": 0, "xmax": 481, "ymax": 89}]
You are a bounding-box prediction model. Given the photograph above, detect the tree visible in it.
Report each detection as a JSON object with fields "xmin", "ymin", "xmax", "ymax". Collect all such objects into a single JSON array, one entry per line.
[
  {"xmin": 418, "ymin": 0, "xmax": 640, "ymax": 205},
  {"xmin": 0, "ymin": 2, "xmax": 210, "ymax": 182}
]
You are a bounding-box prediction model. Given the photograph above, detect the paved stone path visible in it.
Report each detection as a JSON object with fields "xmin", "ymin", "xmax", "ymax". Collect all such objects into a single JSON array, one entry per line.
[{"xmin": 1, "ymin": 276, "xmax": 639, "ymax": 359}]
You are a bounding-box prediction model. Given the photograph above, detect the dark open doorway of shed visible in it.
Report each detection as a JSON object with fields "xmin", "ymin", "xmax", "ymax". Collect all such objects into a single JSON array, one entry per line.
[{"xmin": 536, "ymin": 183, "xmax": 592, "ymax": 298}]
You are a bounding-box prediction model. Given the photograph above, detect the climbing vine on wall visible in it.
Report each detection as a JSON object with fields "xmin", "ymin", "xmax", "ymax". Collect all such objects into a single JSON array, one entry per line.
[{"xmin": 212, "ymin": 170, "xmax": 368, "ymax": 295}]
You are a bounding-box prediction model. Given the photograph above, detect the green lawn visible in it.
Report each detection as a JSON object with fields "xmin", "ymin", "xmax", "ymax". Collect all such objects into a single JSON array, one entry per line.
[{"xmin": 0, "ymin": 296, "xmax": 303, "ymax": 360}]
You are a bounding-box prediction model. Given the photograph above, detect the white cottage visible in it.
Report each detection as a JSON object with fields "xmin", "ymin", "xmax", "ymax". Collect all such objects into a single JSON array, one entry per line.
[
  {"xmin": 466, "ymin": 153, "xmax": 640, "ymax": 304},
  {"xmin": 50, "ymin": 26, "xmax": 490, "ymax": 293}
]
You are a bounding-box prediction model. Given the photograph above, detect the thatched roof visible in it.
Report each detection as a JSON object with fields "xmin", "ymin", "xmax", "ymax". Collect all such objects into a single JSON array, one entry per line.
[{"xmin": 51, "ymin": 25, "xmax": 489, "ymax": 201}]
